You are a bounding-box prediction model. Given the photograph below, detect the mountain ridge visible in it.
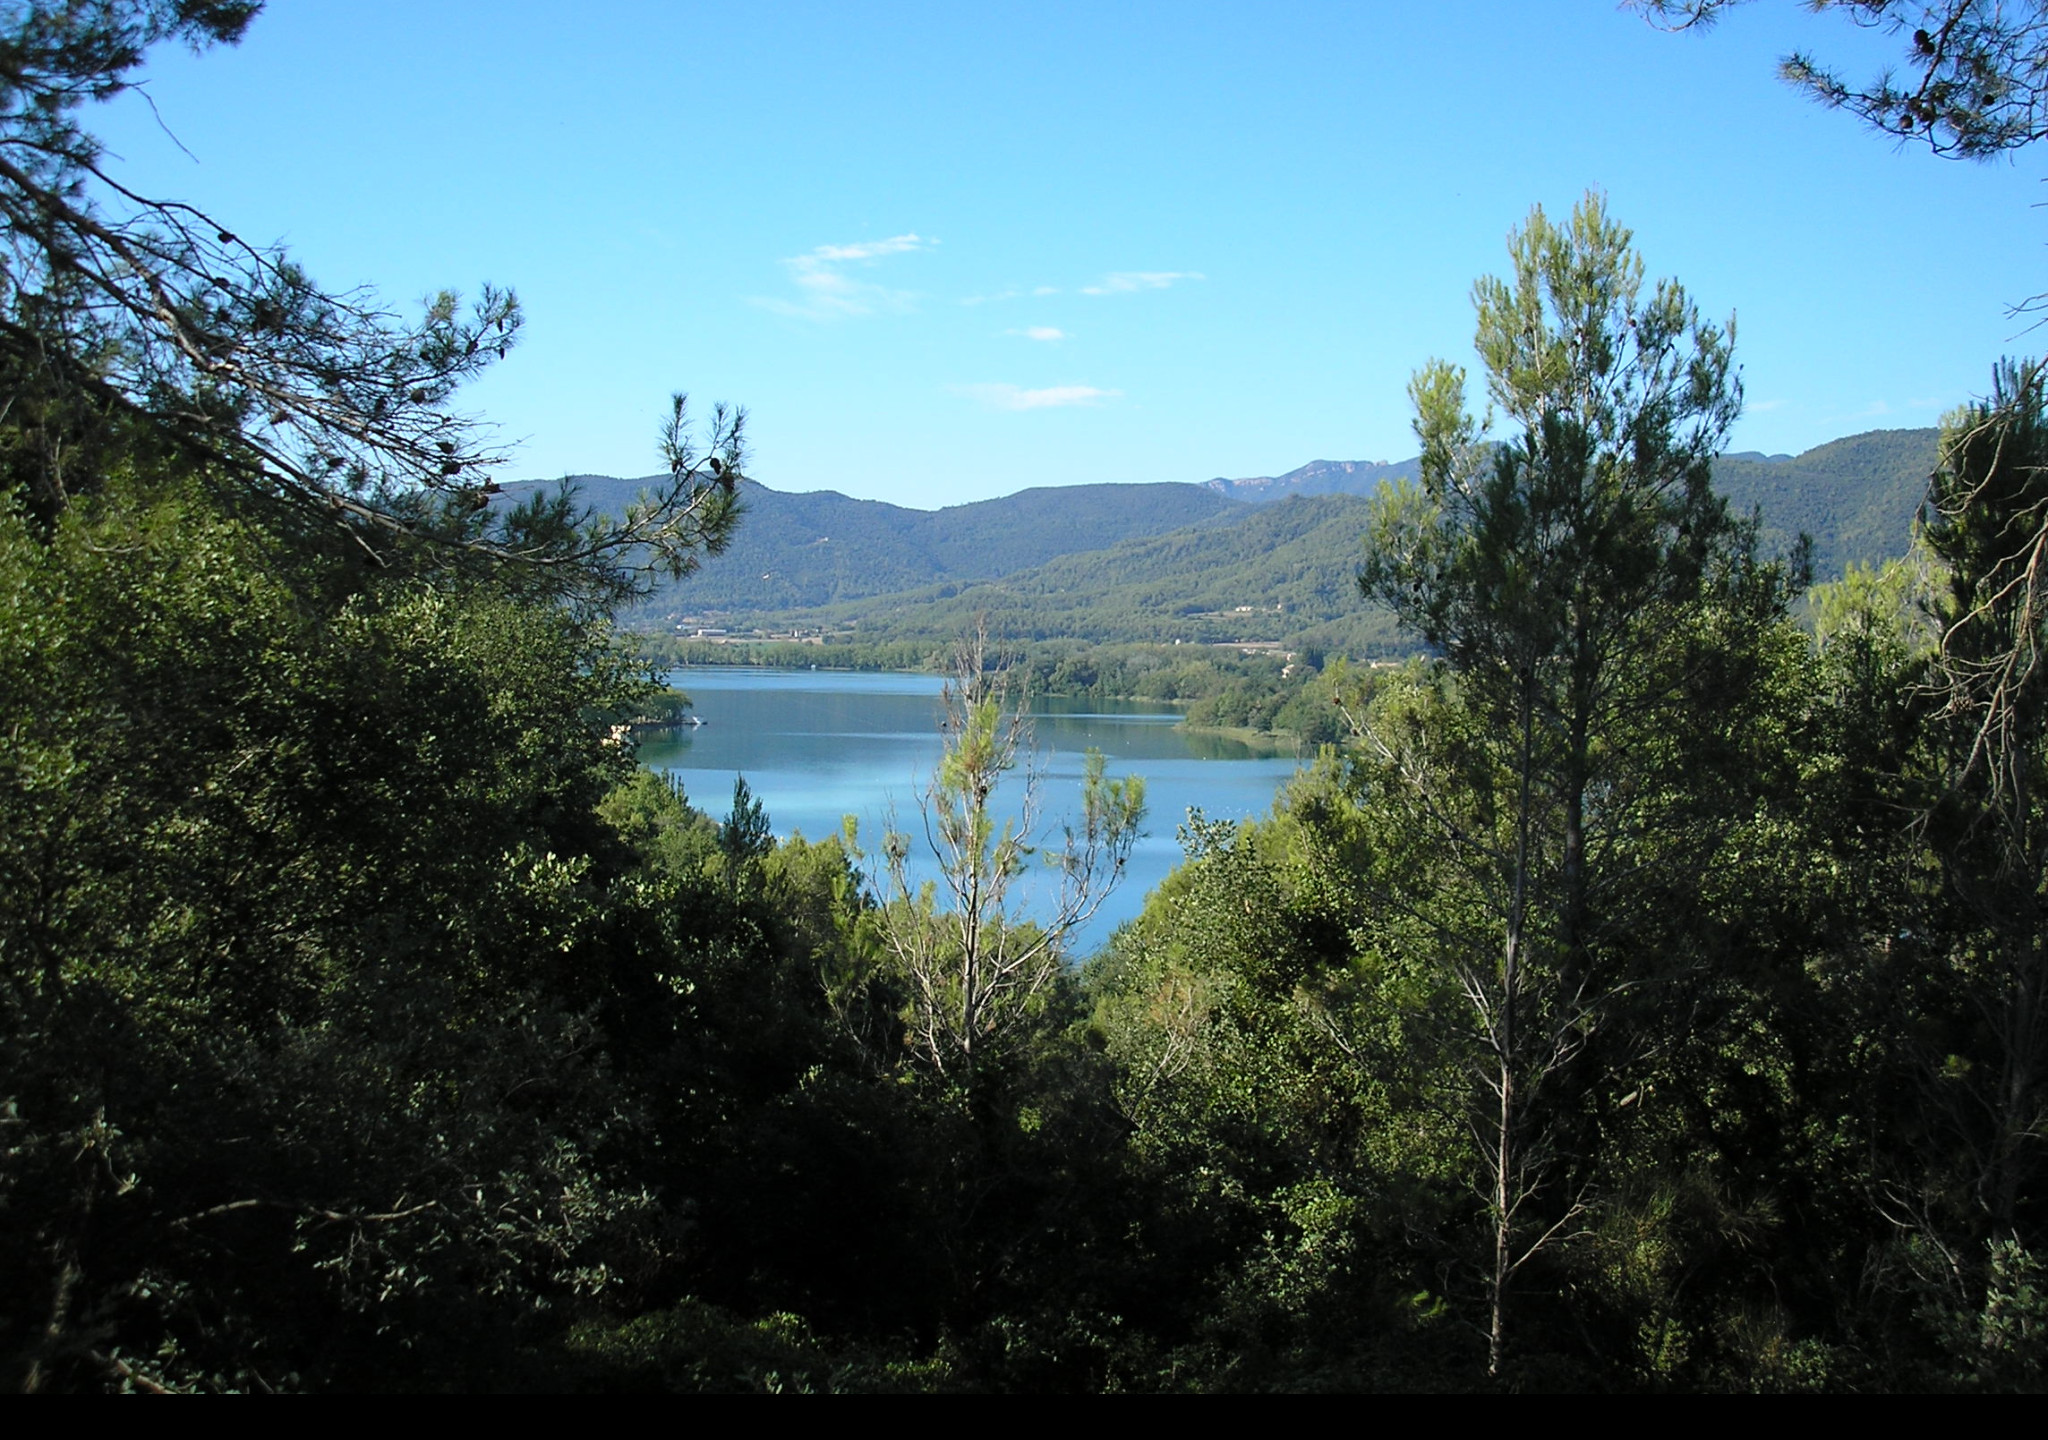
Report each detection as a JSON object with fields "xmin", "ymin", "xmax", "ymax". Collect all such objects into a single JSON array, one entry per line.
[
  {"xmin": 706, "ymin": 426, "xmax": 1938, "ymax": 654},
  {"xmin": 497, "ymin": 473, "xmax": 1245, "ymax": 613},
  {"xmin": 1204, "ymin": 456, "xmax": 1421, "ymax": 502},
  {"xmin": 511, "ymin": 426, "xmax": 1940, "ymax": 644}
]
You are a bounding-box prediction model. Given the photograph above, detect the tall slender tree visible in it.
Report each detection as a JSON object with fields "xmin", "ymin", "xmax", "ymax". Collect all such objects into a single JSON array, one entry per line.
[{"xmin": 1358, "ymin": 191, "xmax": 1800, "ymax": 1376}]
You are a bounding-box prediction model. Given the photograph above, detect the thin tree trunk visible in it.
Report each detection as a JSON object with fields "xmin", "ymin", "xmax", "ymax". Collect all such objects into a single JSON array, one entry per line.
[
  {"xmin": 1988, "ymin": 886, "xmax": 2043, "ymax": 1229},
  {"xmin": 1490, "ymin": 676, "xmax": 1537, "ymax": 1379},
  {"xmin": 1561, "ymin": 620, "xmax": 1593, "ymax": 975},
  {"xmin": 1490, "ymin": 1056, "xmax": 1514, "ymax": 1378},
  {"xmin": 1985, "ymin": 742, "xmax": 2043, "ymax": 1231}
]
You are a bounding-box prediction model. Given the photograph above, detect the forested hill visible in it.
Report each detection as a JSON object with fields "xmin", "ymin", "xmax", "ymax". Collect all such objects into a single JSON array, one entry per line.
[
  {"xmin": 496, "ymin": 472, "xmax": 1243, "ymax": 611},
  {"xmin": 726, "ymin": 491, "xmax": 1406, "ymax": 653},
  {"xmin": 1188, "ymin": 430, "xmax": 1939, "ymax": 578},
  {"xmin": 1195, "ymin": 432, "xmax": 1939, "ymax": 549},
  {"xmin": 1712, "ymin": 427, "xmax": 1938, "ymax": 581},
  {"xmin": 617, "ymin": 427, "xmax": 1937, "ymax": 648}
]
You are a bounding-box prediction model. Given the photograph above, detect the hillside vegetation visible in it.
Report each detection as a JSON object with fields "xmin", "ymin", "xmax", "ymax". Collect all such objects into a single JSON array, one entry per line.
[
  {"xmin": 734, "ymin": 493, "xmax": 1405, "ymax": 653},
  {"xmin": 619, "ymin": 428, "xmax": 1938, "ymax": 650},
  {"xmin": 1713, "ymin": 427, "xmax": 1938, "ymax": 581},
  {"xmin": 498, "ymin": 473, "xmax": 1243, "ymax": 613}
]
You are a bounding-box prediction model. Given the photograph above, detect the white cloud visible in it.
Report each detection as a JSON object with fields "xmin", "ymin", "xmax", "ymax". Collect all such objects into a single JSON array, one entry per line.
[
  {"xmin": 1081, "ymin": 270, "xmax": 1204, "ymax": 296},
  {"xmin": 809, "ymin": 235, "xmax": 927, "ymax": 263},
  {"xmin": 955, "ymin": 382, "xmax": 1121, "ymax": 411},
  {"xmin": 1006, "ymin": 326, "xmax": 1067, "ymax": 342},
  {"xmin": 755, "ymin": 233, "xmax": 933, "ymax": 319},
  {"xmin": 962, "ymin": 284, "xmax": 1068, "ymax": 306}
]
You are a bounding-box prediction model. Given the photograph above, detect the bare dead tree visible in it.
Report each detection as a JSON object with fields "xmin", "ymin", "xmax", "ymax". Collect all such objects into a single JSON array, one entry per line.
[
  {"xmin": 1928, "ymin": 359, "xmax": 2048, "ymax": 806},
  {"xmin": 1910, "ymin": 359, "xmax": 2048, "ymax": 1241}
]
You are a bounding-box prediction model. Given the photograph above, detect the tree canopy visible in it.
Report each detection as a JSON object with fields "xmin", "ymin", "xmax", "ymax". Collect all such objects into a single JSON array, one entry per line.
[
  {"xmin": 0, "ymin": 0, "xmax": 742, "ymax": 603},
  {"xmin": 1636, "ymin": 1, "xmax": 2048, "ymax": 159}
]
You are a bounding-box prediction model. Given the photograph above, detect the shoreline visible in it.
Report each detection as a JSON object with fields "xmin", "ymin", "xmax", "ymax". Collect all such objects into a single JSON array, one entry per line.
[
  {"xmin": 1174, "ymin": 721, "xmax": 1310, "ymax": 757},
  {"xmin": 653, "ymin": 655, "xmax": 1322, "ymax": 756}
]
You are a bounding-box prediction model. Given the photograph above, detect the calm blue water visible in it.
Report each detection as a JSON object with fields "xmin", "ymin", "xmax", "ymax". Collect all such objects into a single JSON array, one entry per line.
[{"xmin": 635, "ymin": 667, "xmax": 1304, "ymax": 954}]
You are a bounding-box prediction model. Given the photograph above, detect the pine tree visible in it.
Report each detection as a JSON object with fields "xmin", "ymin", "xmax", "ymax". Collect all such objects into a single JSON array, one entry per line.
[{"xmin": 1358, "ymin": 191, "xmax": 1802, "ymax": 1376}]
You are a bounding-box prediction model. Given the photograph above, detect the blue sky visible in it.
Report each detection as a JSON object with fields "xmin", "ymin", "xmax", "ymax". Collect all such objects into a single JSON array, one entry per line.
[{"xmin": 92, "ymin": 2, "xmax": 2048, "ymax": 508}]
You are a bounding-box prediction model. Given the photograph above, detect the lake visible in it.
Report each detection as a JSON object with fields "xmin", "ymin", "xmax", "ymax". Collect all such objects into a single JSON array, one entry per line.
[{"xmin": 635, "ymin": 666, "xmax": 1306, "ymax": 954}]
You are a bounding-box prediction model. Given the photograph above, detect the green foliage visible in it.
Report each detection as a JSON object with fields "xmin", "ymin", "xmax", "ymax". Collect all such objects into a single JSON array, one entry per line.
[
  {"xmin": 1637, "ymin": 1, "xmax": 2048, "ymax": 161},
  {"xmin": 1357, "ymin": 191, "xmax": 1809, "ymax": 1378},
  {"xmin": 1084, "ymin": 780, "xmax": 1480, "ymax": 1390},
  {"xmin": 777, "ymin": 493, "xmax": 1409, "ymax": 652},
  {"xmin": 1715, "ymin": 428, "xmax": 1938, "ymax": 582},
  {"xmin": 1851, "ymin": 358, "xmax": 2048, "ymax": 1355},
  {"xmin": 0, "ymin": 462, "xmax": 667, "ymax": 1390},
  {"xmin": 636, "ymin": 492, "xmax": 1408, "ymax": 654},
  {"xmin": 641, "ymin": 635, "xmax": 946, "ymax": 671},
  {"xmin": 8, "ymin": 403, "xmax": 2042, "ymax": 1395},
  {"xmin": 719, "ymin": 774, "xmax": 774, "ymax": 874},
  {"xmin": 566, "ymin": 1299, "xmax": 952, "ymax": 1392},
  {"xmin": 1940, "ymin": 1238, "xmax": 2048, "ymax": 1390}
]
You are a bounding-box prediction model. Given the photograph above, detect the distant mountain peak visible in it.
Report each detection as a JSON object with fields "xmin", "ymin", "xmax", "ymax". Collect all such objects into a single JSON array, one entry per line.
[{"xmin": 1205, "ymin": 457, "xmax": 1419, "ymax": 504}]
